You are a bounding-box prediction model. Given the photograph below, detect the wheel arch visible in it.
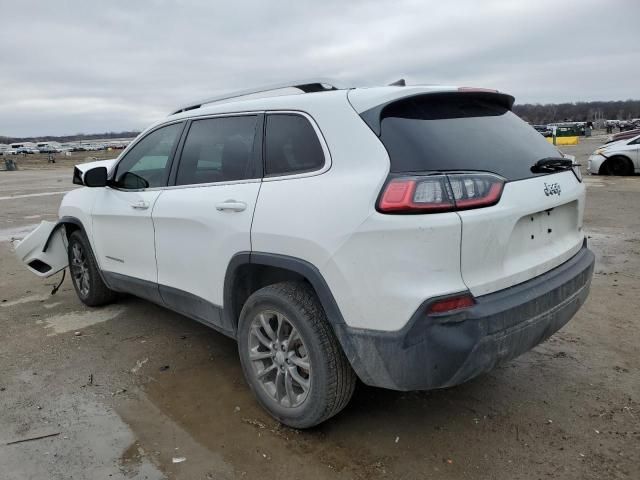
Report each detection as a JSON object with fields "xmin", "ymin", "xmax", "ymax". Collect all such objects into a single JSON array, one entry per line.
[
  {"xmin": 223, "ymin": 252, "xmax": 347, "ymax": 335},
  {"xmin": 45, "ymin": 216, "xmax": 112, "ymax": 289},
  {"xmin": 599, "ymin": 154, "xmax": 634, "ymax": 175},
  {"xmin": 43, "ymin": 216, "xmax": 86, "ymax": 252}
]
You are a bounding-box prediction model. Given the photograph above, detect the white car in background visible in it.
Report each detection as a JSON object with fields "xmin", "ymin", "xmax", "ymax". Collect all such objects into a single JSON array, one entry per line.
[
  {"xmin": 15, "ymin": 80, "xmax": 595, "ymax": 428},
  {"xmin": 588, "ymin": 134, "xmax": 640, "ymax": 175}
]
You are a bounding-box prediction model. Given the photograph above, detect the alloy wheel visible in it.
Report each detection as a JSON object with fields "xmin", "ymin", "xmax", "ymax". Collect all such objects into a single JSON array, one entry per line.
[
  {"xmin": 70, "ymin": 242, "xmax": 90, "ymax": 297},
  {"xmin": 248, "ymin": 310, "xmax": 311, "ymax": 408}
]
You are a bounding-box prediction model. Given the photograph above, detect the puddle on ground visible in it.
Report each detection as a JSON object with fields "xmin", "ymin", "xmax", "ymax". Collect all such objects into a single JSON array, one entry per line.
[
  {"xmin": 117, "ymin": 392, "xmax": 235, "ymax": 479},
  {"xmin": 116, "ymin": 334, "xmax": 404, "ymax": 479},
  {"xmin": 1, "ymin": 389, "xmax": 164, "ymax": 480},
  {"xmin": 42, "ymin": 305, "xmax": 126, "ymax": 335}
]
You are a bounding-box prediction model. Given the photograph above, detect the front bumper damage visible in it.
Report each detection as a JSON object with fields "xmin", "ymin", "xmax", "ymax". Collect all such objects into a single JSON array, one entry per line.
[{"xmin": 14, "ymin": 221, "xmax": 68, "ymax": 277}]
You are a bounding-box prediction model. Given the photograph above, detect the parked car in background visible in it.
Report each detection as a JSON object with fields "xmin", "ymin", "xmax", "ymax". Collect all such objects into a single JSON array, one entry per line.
[
  {"xmin": 533, "ymin": 125, "xmax": 551, "ymax": 137},
  {"xmin": 11, "ymin": 142, "xmax": 39, "ymax": 154},
  {"xmin": 15, "ymin": 80, "xmax": 594, "ymax": 428},
  {"xmin": 17, "ymin": 146, "xmax": 40, "ymax": 154},
  {"xmin": 588, "ymin": 134, "xmax": 640, "ymax": 175},
  {"xmin": 37, "ymin": 142, "xmax": 63, "ymax": 153},
  {"xmin": 1, "ymin": 148, "xmax": 18, "ymax": 155}
]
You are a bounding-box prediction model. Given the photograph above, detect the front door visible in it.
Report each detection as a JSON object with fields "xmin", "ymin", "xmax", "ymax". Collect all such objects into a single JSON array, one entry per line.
[{"xmin": 91, "ymin": 122, "xmax": 185, "ymax": 298}]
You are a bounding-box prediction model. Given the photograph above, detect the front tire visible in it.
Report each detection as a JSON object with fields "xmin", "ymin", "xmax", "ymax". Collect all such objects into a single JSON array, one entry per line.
[
  {"xmin": 67, "ymin": 230, "xmax": 117, "ymax": 307},
  {"xmin": 237, "ymin": 282, "xmax": 356, "ymax": 428},
  {"xmin": 602, "ymin": 156, "xmax": 633, "ymax": 176}
]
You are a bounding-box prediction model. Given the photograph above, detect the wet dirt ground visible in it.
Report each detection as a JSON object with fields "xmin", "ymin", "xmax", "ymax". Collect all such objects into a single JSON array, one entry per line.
[{"xmin": 1, "ymin": 135, "xmax": 638, "ymax": 479}]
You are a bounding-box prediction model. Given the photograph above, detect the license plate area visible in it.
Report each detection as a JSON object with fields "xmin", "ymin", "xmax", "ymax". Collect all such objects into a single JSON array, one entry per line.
[{"xmin": 509, "ymin": 201, "xmax": 579, "ymax": 257}]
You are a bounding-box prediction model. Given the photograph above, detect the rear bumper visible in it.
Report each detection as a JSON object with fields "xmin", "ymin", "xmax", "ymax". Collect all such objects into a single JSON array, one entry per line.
[{"xmin": 334, "ymin": 241, "xmax": 595, "ymax": 391}]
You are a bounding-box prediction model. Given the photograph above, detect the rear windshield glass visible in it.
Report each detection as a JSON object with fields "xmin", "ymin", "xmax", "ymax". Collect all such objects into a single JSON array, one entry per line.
[{"xmin": 378, "ymin": 94, "xmax": 560, "ymax": 181}]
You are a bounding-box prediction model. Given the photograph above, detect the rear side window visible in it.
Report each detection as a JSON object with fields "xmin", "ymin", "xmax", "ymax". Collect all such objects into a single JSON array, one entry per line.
[
  {"xmin": 265, "ymin": 114, "xmax": 324, "ymax": 176},
  {"xmin": 378, "ymin": 94, "xmax": 560, "ymax": 181},
  {"xmin": 176, "ymin": 115, "xmax": 258, "ymax": 185}
]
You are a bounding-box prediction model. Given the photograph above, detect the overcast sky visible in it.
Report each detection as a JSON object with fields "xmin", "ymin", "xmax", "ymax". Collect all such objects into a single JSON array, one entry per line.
[{"xmin": 1, "ymin": 0, "xmax": 638, "ymax": 137}]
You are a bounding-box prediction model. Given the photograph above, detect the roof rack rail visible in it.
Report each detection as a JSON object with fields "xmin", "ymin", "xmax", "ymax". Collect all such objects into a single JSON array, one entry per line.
[{"xmin": 171, "ymin": 78, "xmax": 344, "ymax": 115}]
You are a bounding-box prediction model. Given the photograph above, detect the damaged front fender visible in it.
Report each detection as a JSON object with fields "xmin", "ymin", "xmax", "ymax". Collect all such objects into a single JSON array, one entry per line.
[{"xmin": 14, "ymin": 221, "xmax": 68, "ymax": 277}]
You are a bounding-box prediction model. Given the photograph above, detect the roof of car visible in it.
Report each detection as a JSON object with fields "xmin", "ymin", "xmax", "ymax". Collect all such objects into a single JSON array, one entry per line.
[
  {"xmin": 152, "ymin": 81, "xmax": 511, "ymax": 140},
  {"xmin": 167, "ymin": 80, "xmax": 467, "ymax": 119}
]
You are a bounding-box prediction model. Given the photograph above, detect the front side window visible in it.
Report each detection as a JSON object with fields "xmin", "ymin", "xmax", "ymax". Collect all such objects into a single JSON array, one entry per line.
[
  {"xmin": 264, "ymin": 114, "xmax": 325, "ymax": 176},
  {"xmin": 176, "ymin": 115, "xmax": 258, "ymax": 185},
  {"xmin": 114, "ymin": 122, "xmax": 183, "ymax": 189}
]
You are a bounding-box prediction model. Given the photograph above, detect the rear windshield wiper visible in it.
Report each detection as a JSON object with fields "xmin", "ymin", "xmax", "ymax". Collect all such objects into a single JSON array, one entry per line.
[{"xmin": 531, "ymin": 157, "xmax": 579, "ymax": 173}]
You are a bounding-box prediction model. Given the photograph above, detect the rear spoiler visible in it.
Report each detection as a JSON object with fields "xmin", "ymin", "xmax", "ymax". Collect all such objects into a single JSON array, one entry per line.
[{"xmin": 359, "ymin": 90, "xmax": 516, "ymax": 136}]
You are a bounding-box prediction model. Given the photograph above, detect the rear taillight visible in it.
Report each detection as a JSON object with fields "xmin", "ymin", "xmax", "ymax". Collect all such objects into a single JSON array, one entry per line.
[
  {"xmin": 427, "ymin": 293, "xmax": 475, "ymax": 315},
  {"xmin": 378, "ymin": 173, "xmax": 504, "ymax": 214}
]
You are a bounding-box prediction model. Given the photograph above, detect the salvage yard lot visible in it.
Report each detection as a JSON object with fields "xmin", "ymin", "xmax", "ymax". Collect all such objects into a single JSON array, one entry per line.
[{"xmin": 0, "ymin": 136, "xmax": 638, "ymax": 479}]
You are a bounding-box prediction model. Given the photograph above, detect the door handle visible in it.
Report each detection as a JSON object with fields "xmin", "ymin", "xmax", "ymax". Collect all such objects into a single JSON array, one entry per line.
[
  {"xmin": 130, "ymin": 200, "xmax": 150, "ymax": 210},
  {"xmin": 215, "ymin": 200, "xmax": 247, "ymax": 212}
]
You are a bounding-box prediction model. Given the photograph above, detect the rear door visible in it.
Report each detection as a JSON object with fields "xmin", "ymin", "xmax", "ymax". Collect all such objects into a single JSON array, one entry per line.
[
  {"xmin": 376, "ymin": 92, "xmax": 585, "ymax": 297},
  {"xmin": 152, "ymin": 114, "xmax": 262, "ymax": 333}
]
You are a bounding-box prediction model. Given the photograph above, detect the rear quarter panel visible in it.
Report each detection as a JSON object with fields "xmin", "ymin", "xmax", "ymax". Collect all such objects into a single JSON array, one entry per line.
[{"xmin": 251, "ymin": 94, "xmax": 468, "ymax": 331}]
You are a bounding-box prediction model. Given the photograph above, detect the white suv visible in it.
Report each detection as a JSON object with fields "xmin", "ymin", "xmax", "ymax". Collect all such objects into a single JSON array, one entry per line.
[{"xmin": 16, "ymin": 80, "xmax": 595, "ymax": 428}]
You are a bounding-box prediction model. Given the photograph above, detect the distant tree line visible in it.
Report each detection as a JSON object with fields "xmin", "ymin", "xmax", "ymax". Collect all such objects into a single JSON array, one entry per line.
[
  {"xmin": 0, "ymin": 131, "xmax": 140, "ymax": 144},
  {"xmin": 513, "ymin": 99, "xmax": 640, "ymax": 125}
]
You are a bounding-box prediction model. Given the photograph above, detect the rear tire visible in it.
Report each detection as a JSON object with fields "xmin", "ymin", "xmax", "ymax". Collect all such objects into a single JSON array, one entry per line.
[
  {"xmin": 237, "ymin": 281, "xmax": 356, "ymax": 428},
  {"xmin": 602, "ymin": 156, "xmax": 633, "ymax": 176},
  {"xmin": 67, "ymin": 230, "xmax": 117, "ymax": 307}
]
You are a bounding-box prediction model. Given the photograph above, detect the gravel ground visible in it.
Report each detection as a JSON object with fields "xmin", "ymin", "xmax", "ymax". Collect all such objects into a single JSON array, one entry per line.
[{"xmin": 0, "ymin": 135, "xmax": 638, "ymax": 479}]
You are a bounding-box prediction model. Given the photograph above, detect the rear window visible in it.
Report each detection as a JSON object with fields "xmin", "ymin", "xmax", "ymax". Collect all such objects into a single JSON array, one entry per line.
[{"xmin": 378, "ymin": 94, "xmax": 560, "ymax": 181}]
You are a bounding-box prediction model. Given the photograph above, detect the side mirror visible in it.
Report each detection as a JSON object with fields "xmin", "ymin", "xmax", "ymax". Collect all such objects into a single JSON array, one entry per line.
[{"xmin": 84, "ymin": 166, "xmax": 108, "ymax": 187}]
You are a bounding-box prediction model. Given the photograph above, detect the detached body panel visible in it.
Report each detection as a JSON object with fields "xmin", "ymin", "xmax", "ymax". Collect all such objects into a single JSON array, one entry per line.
[{"xmin": 14, "ymin": 221, "xmax": 68, "ymax": 277}]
